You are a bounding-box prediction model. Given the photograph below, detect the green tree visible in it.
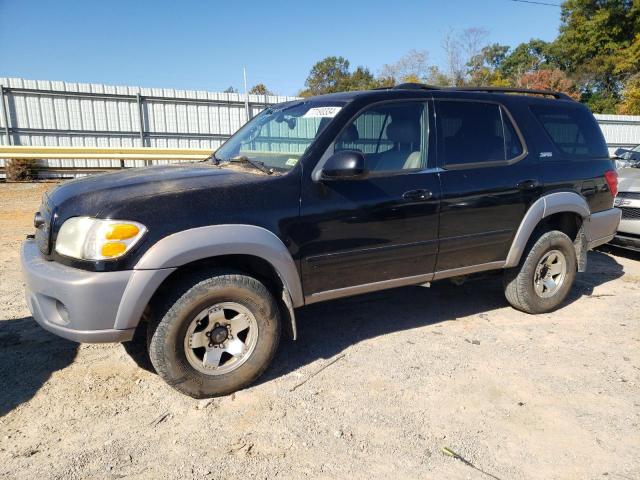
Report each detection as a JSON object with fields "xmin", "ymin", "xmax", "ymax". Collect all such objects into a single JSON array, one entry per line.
[
  {"xmin": 583, "ymin": 90, "xmax": 620, "ymax": 113},
  {"xmin": 613, "ymin": 33, "xmax": 640, "ymax": 79},
  {"xmin": 300, "ymin": 57, "xmax": 393, "ymax": 96},
  {"xmin": 248, "ymin": 83, "xmax": 273, "ymax": 95},
  {"xmin": 467, "ymin": 43, "xmax": 511, "ymax": 86},
  {"xmin": 499, "ymin": 39, "xmax": 552, "ymax": 80},
  {"xmin": 347, "ymin": 66, "xmax": 379, "ymax": 90},
  {"xmin": 299, "ymin": 56, "xmax": 351, "ymax": 97},
  {"xmin": 550, "ymin": 0, "xmax": 639, "ymax": 93}
]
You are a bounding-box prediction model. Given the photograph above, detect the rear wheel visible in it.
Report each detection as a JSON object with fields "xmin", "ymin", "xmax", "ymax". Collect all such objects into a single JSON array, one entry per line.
[
  {"xmin": 147, "ymin": 270, "xmax": 281, "ymax": 398},
  {"xmin": 503, "ymin": 230, "xmax": 577, "ymax": 314}
]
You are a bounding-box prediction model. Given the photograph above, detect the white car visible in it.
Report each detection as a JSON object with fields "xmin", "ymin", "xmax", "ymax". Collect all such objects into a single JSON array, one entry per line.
[{"xmin": 612, "ymin": 148, "xmax": 640, "ymax": 252}]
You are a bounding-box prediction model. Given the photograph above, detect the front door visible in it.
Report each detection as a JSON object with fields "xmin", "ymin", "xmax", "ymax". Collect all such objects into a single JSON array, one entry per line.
[{"xmin": 297, "ymin": 100, "xmax": 441, "ymax": 301}]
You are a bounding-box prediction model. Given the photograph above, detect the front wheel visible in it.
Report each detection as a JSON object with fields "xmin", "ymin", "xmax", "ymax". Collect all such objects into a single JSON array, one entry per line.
[
  {"xmin": 503, "ymin": 230, "xmax": 577, "ymax": 314},
  {"xmin": 147, "ymin": 271, "xmax": 281, "ymax": 398}
]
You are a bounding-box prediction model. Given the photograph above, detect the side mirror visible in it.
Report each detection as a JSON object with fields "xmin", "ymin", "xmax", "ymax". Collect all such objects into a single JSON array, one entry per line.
[
  {"xmin": 321, "ymin": 150, "xmax": 368, "ymax": 181},
  {"xmin": 614, "ymin": 148, "xmax": 627, "ymax": 159}
]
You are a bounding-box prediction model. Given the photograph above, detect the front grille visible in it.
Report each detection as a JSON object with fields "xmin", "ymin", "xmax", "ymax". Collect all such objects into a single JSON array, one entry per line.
[
  {"xmin": 620, "ymin": 206, "xmax": 640, "ymax": 220},
  {"xmin": 35, "ymin": 196, "xmax": 53, "ymax": 255},
  {"xmin": 617, "ymin": 191, "xmax": 640, "ymax": 200}
]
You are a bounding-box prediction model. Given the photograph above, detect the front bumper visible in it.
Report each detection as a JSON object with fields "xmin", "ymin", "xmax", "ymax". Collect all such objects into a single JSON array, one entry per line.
[{"xmin": 21, "ymin": 240, "xmax": 136, "ymax": 343}]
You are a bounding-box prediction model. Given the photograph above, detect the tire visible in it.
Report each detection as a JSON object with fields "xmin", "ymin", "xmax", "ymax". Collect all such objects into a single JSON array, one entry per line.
[
  {"xmin": 503, "ymin": 230, "xmax": 577, "ymax": 314},
  {"xmin": 147, "ymin": 270, "xmax": 281, "ymax": 398}
]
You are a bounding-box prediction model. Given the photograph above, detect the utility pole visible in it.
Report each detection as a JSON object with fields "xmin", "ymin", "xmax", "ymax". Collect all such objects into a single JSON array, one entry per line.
[{"xmin": 243, "ymin": 67, "xmax": 250, "ymax": 120}]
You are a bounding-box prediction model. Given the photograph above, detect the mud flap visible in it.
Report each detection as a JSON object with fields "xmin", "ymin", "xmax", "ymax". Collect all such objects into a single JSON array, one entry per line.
[
  {"xmin": 574, "ymin": 225, "xmax": 588, "ymax": 272},
  {"xmin": 281, "ymin": 287, "xmax": 297, "ymax": 340}
]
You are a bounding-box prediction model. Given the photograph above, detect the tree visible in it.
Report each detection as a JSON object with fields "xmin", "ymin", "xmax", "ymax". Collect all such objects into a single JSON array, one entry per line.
[
  {"xmin": 583, "ymin": 90, "xmax": 620, "ymax": 113},
  {"xmin": 347, "ymin": 66, "xmax": 379, "ymax": 90},
  {"xmin": 379, "ymin": 49, "xmax": 430, "ymax": 84},
  {"xmin": 516, "ymin": 68, "xmax": 580, "ymax": 100},
  {"xmin": 442, "ymin": 27, "xmax": 489, "ymax": 86},
  {"xmin": 425, "ymin": 66, "xmax": 452, "ymax": 87},
  {"xmin": 223, "ymin": 86, "xmax": 238, "ymax": 94},
  {"xmin": 549, "ymin": 0, "xmax": 639, "ymax": 93},
  {"xmin": 300, "ymin": 57, "xmax": 390, "ymax": 96},
  {"xmin": 442, "ymin": 30, "xmax": 465, "ymax": 86},
  {"xmin": 299, "ymin": 56, "xmax": 351, "ymax": 97},
  {"xmin": 467, "ymin": 43, "xmax": 510, "ymax": 86},
  {"xmin": 248, "ymin": 83, "xmax": 273, "ymax": 95},
  {"xmin": 613, "ymin": 33, "xmax": 640, "ymax": 81},
  {"xmin": 498, "ymin": 39, "xmax": 552, "ymax": 80},
  {"xmin": 618, "ymin": 75, "xmax": 640, "ymax": 115}
]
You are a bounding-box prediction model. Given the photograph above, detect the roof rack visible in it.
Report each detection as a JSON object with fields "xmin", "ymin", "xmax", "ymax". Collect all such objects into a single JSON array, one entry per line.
[
  {"xmin": 392, "ymin": 83, "xmax": 442, "ymax": 91},
  {"xmin": 372, "ymin": 83, "xmax": 572, "ymax": 100},
  {"xmin": 444, "ymin": 86, "xmax": 573, "ymax": 100}
]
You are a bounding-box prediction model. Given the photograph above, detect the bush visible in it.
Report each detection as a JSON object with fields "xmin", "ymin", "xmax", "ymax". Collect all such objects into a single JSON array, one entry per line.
[{"xmin": 6, "ymin": 159, "xmax": 36, "ymax": 181}]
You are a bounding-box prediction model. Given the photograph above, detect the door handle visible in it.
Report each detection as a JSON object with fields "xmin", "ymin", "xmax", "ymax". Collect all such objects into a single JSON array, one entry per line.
[
  {"xmin": 402, "ymin": 189, "xmax": 433, "ymax": 201},
  {"xmin": 516, "ymin": 179, "xmax": 539, "ymax": 191}
]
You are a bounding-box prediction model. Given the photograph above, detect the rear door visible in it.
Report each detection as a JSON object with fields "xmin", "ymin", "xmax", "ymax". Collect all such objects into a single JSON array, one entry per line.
[{"xmin": 434, "ymin": 98, "xmax": 540, "ymax": 273}]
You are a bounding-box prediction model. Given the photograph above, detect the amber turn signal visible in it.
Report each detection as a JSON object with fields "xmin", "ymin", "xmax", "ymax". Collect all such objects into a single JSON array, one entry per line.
[
  {"xmin": 106, "ymin": 224, "xmax": 140, "ymax": 240},
  {"xmin": 101, "ymin": 242, "xmax": 127, "ymax": 257}
]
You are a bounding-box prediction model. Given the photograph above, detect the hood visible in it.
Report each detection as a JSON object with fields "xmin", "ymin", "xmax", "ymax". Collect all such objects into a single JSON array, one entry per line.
[
  {"xmin": 47, "ymin": 163, "xmax": 261, "ymax": 217},
  {"xmin": 618, "ymin": 167, "xmax": 640, "ymax": 193}
]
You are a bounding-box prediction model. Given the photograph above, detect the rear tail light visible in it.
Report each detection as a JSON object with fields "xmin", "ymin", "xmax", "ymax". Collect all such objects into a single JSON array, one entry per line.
[{"xmin": 604, "ymin": 170, "xmax": 618, "ymax": 197}]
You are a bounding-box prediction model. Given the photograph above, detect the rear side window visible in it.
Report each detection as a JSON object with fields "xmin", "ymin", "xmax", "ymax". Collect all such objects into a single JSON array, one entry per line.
[
  {"xmin": 531, "ymin": 105, "xmax": 609, "ymax": 159},
  {"xmin": 436, "ymin": 101, "xmax": 524, "ymax": 166}
]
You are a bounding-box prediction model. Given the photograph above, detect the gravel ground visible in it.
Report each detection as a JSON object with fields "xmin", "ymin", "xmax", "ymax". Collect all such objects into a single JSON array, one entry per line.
[{"xmin": 0, "ymin": 182, "xmax": 639, "ymax": 480}]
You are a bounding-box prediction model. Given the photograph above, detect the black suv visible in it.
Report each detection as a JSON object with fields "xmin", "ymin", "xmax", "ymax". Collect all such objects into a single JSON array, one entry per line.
[{"xmin": 21, "ymin": 84, "xmax": 621, "ymax": 398}]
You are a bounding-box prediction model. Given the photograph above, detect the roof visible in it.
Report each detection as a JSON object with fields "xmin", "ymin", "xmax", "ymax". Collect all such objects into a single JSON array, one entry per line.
[{"xmin": 304, "ymin": 83, "xmax": 575, "ymax": 104}]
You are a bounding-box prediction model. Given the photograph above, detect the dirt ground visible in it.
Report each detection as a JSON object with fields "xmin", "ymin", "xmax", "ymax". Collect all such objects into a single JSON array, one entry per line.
[{"xmin": 0, "ymin": 182, "xmax": 638, "ymax": 480}]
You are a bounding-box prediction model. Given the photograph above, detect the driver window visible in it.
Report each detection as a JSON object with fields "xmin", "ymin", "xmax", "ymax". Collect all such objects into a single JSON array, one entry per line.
[{"xmin": 335, "ymin": 101, "xmax": 427, "ymax": 173}]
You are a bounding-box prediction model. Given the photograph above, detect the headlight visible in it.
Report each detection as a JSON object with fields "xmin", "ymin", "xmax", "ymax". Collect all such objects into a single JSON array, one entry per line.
[{"xmin": 55, "ymin": 217, "xmax": 147, "ymax": 260}]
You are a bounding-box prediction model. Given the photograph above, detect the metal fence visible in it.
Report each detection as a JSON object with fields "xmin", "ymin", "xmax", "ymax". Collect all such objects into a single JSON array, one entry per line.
[
  {"xmin": 0, "ymin": 77, "xmax": 297, "ymax": 175},
  {"xmin": 1, "ymin": 77, "xmax": 639, "ymax": 177},
  {"xmin": 593, "ymin": 113, "xmax": 640, "ymax": 152}
]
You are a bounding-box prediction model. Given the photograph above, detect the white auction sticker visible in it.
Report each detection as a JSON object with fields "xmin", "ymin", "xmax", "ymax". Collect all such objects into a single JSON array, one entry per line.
[{"xmin": 303, "ymin": 106, "xmax": 342, "ymax": 118}]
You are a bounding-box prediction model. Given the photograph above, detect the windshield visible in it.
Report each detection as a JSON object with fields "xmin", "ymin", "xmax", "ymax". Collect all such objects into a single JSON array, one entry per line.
[{"xmin": 215, "ymin": 101, "xmax": 345, "ymax": 171}]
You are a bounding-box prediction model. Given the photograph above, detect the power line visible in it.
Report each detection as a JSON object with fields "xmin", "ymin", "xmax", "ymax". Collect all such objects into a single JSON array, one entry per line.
[{"xmin": 508, "ymin": 0, "xmax": 562, "ymax": 7}]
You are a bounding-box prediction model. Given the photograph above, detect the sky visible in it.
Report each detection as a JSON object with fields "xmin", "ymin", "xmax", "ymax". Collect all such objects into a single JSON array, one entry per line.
[{"xmin": 0, "ymin": 0, "xmax": 562, "ymax": 97}]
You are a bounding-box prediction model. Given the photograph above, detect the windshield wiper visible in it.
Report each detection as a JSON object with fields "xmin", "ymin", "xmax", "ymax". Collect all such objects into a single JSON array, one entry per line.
[
  {"xmin": 228, "ymin": 155, "xmax": 274, "ymax": 175},
  {"xmin": 202, "ymin": 151, "xmax": 221, "ymax": 165}
]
